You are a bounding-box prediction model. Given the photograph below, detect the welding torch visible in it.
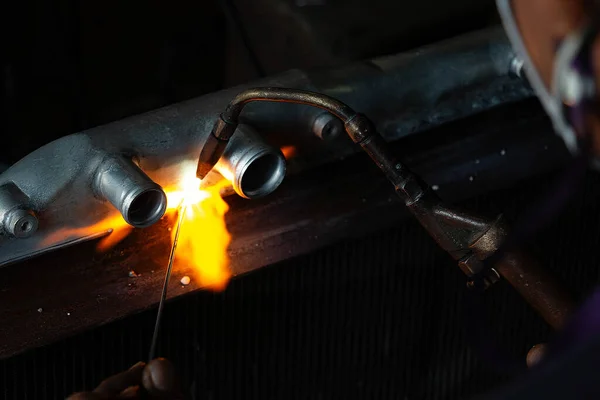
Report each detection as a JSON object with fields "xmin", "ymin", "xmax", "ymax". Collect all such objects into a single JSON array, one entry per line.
[{"xmin": 196, "ymin": 87, "xmax": 574, "ymax": 330}]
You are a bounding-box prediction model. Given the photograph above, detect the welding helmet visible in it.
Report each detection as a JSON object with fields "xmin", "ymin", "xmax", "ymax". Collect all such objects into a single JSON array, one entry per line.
[{"xmin": 496, "ymin": 0, "xmax": 598, "ymax": 159}]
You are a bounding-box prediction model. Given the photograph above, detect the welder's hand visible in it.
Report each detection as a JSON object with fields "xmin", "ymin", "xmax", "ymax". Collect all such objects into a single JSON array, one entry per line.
[{"xmin": 66, "ymin": 358, "xmax": 180, "ymax": 399}]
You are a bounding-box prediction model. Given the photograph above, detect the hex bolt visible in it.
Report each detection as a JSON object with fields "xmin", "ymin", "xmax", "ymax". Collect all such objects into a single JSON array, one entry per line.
[
  {"xmin": 509, "ymin": 57, "xmax": 525, "ymax": 79},
  {"xmin": 4, "ymin": 208, "xmax": 38, "ymax": 238},
  {"xmin": 312, "ymin": 113, "xmax": 344, "ymax": 141},
  {"xmin": 94, "ymin": 156, "xmax": 167, "ymax": 228}
]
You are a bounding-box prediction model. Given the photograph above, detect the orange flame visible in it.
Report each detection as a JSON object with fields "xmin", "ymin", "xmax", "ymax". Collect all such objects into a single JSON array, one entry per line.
[
  {"xmin": 280, "ymin": 145, "xmax": 297, "ymax": 159},
  {"xmin": 96, "ymin": 215, "xmax": 134, "ymax": 252},
  {"xmin": 165, "ymin": 177, "xmax": 232, "ymax": 291},
  {"xmin": 40, "ymin": 213, "xmax": 133, "ymax": 252},
  {"xmin": 40, "ymin": 167, "xmax": 232, "ymax": 292}
]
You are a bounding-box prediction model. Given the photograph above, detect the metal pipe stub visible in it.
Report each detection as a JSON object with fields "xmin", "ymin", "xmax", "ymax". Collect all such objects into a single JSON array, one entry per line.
[
  {"xmin": 93, "ymin": 156, "xmax": 167, "ymax": 228},
  {"xmin": 215, "ymin": 125, "xmax": 286, "ymax": 199}
]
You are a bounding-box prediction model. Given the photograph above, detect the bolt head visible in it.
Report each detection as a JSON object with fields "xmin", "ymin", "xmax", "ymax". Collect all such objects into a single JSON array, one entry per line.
[
  {"xmin": 4, "ymin": 208, "xmax": 38, "ymax": 238},
  {"xmin": 313, "ymin": 113, "xmax": 343, "ymax": 141}
]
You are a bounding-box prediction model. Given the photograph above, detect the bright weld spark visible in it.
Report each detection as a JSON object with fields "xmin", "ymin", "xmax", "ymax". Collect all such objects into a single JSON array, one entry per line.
[
  {"xmin": 150, "ymin": 175, "xmax": 232, "ymax": 360},
  {"xmin": 165, "ymin": 176, "xmax": 232, "ymax": 292},
  {"xmin": 45, "ymin": 165, "xmax": 232, "ymax": 292}
]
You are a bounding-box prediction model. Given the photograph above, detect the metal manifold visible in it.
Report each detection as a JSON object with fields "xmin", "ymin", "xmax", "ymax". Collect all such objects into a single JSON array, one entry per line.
[
  {"xmin": 0, "ymin": 123, "xmax": 286, "ymax": 265},
  {"xmin": 0, "ymin": 27, "xmax": 529, "ymax": 266}
]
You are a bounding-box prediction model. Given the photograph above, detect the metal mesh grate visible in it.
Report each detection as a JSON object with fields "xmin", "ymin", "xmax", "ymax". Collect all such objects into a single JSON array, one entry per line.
[{"xmin": 2, "ymin": 170, "xmax": 600, "ymax": 399}]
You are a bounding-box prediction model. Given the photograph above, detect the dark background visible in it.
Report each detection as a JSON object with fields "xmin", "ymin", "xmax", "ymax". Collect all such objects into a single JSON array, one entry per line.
[
  {"xmin": 3, "ymin": 168, "xmax": 600, "ymax": 399},
  {"xmin": 2, "ymin": 0, "xmax": 498, "ymax": 165}
]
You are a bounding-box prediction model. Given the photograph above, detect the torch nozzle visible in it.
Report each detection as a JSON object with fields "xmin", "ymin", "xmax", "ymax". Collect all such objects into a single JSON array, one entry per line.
[
  {"xmin": 195, "ymin": 134, "xmax": 226, "ymax": 180},
  {"xmin": 196, "ymin": 115, "xmax": 238, "ymax": 179}
]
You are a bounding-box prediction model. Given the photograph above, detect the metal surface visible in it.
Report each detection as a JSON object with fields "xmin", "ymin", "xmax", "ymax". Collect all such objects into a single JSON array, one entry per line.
[
  {"xmin": 223, "ymin": 87, "xmax": 357, "ymax": 122},
  {"xmin": 214, "ymin": 125, "xmax": 286, "ymax": 198},
  {"xmin": 197, "ymin": 88, "xmax": 360, "ymax": 179},
  {"xmin": 383, "ymin": 145, "xmax": 574, "ymax": 328},
  {"xmin": 509, "ymin": 56, "xmax": 525, "ymax": 79},
  {"xmin": 93, "ymin": 156, "xmax": 168, "ymax": 228},
  {"xmin": 5, "ymin": 171, "xmax": 600, "ymax": 399},
  {"xmin": 0, "ymin": 183, "xmax": 38, "ymax": 238},
  {"xmin": 470, "ymin": 218, "xmax": 575, "ymax": 329},
  {"xmin": 363, "ymin": 115, "xmax": 575, "ymax": 328},
  {"xmin": 0, "ymin": 98, "xmax": 571, "ymax": 360},
  {"xmin": 312, "ymin": 112, "xmax": 343, "ymax": 141},
  {"xmin": 201, "ymin": 86, "xmax": 487, "ymax": 262},
  {"xmin": 198, "ymin": 84, "xmax": 574, "ymax": 328},
  {"xmin": 0, "ymin": 27, "xmax": 530, "ymax": 266},
  {"xmin": 4, "ymin": 209, "xmax": 38, "ymax": 239}
]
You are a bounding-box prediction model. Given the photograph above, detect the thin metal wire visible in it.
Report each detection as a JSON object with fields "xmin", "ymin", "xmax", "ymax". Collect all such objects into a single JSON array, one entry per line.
[{"xmin": 148, "ymin": 201, "xmax": 187, "ymax": 361}]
